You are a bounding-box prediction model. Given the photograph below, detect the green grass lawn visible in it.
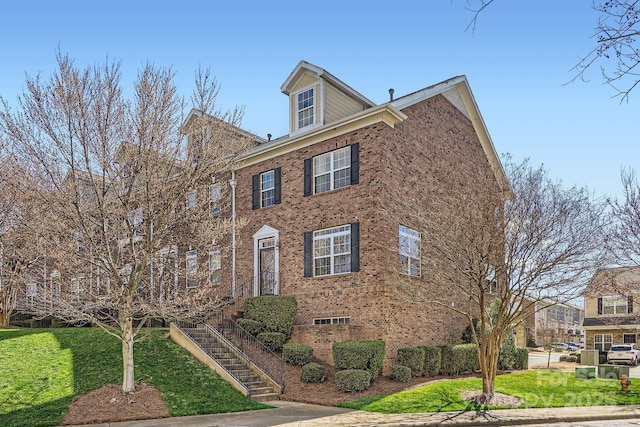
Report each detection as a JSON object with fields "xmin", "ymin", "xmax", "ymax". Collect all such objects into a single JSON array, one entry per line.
[
  {"xmin": 337, "ymin": 370, "xmax": 640, "ymax": 413},
  {"xmin": 0, "ymin": 328, "xmax": 270, "ymax": 427}
]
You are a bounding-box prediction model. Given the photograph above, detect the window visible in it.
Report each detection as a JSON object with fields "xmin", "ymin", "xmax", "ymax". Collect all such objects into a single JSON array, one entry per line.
[
  {"xmin": 297, "ymin": 87, "xmax": 314, "ymax": 129},
  {"xmin": 304, "ymin": 145, "xmax": 359, "ymax": 197},
  {"xmin": 486, "ymin": 266, "xmax": 498, "ymax": 294},
  {"xmin": 314, "ymin": 147, "xmax": 350, "ymax": 194},
  {"xmin": 71, "ymin": 277, "xmax": 83, "ymax": 296},
  {"xmin": 313, "ymin": 317, "xmax": 350, "ymax": 325},
  {"xmin": 314, "ymin": 225, "xmax": 351, "ymax": 276},
  {"xmin": 208, "ymin": 248, "xmax": 221, "ymax": 286},
  {"xmin": 26, "ymin": 282, "xmax": 37, "ymax": 305},
  {"xmin": 594, "ymin": 334, "xmax": 612, "ymax": 351},
  {"xmin": 624, "ymin": 333, "xmax": 637, "ymax": 344},
  {"xmin": 601, "ymin": 296, "xmax": 629, "ymax": 314},
  {"xmin": 186, "ymin": 190, "xmax": 197, "ymax": 210},
  {"xmin": 399, "ymin": 226, "xmax": 421, "ymax": 277},
  {"xmin": 128, "ymin": 208, "xmax": 143, "ymax": 238},
  {"xmin": 209, "ymin": 183, "xmax": 222, "ymax": 216},
  {"xmin": 304, "ymin": 222, "xmax": 359, "ymax": 278},
  {"xmin": 252, "ymin": 168, "xmax": 281, "ymax": 209},
  {"xmin": 186, "ymin": 250, "xmax": 197, "ymax": 288},
  {"xmin": 261, "ymin": 170, "xmax": 275, "ymax": 207}
]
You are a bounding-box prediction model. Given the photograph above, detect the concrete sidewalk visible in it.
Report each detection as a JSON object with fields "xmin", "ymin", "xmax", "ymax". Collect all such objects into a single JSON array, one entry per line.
[{"xmin": 66, "ymin": 400, "xmax": 640, "ymax": 427}]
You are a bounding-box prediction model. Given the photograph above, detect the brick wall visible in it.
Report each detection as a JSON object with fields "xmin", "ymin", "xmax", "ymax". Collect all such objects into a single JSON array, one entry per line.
[{"xmin": 231, "ymin": 93, "xmax": 501, "ymax": 368}]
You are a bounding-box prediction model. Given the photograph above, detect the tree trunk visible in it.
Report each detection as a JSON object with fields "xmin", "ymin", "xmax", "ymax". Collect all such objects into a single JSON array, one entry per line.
[
  {"xmin": 0, "ymin": 312, "xmax": 8, "ymax": 328},
  {"xmin": 121, "ymin": 316, "xmax": 136, "ymax": 394}
]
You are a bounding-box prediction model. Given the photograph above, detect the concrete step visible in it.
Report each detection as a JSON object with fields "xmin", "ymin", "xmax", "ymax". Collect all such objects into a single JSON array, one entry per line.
[{"xmin": 251, "ymin": 392, "xmax": 280, "ymax": 402}]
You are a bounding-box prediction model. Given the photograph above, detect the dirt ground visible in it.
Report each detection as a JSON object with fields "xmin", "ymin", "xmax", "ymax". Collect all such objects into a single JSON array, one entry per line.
[{"xmin": 62, "ymin": 360, "xmax": 577, "ymax": 425}]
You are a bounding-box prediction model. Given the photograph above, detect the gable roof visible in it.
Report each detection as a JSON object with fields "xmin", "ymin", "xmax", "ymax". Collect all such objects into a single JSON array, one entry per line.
[
  {"xmin": 281, "ymin": 60, "xmax": 375, "ymax": 108},
  {"xmin": 584, "ymin": 266, "xmax": 640, "ymax": 296},
  {"xmin": 391, "ymin": 75, "xmax": 509, "ymax": 194}
]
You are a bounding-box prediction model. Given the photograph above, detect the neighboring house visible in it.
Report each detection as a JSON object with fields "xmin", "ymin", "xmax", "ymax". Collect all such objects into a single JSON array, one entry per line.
[
  {"xmin": 514, "ymin": 297, "xmax": 584, "ymax": 347},
  {"xmin": 583, "ymin": 266, "xmax": 640, "ymax": 351},
  {"xmin": 208, "ymin": 61, "xmax": 509, "ymax": 365}
]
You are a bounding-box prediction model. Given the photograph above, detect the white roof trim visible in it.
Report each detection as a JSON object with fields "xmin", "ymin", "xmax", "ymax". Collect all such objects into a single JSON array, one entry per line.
[{"xmin": 281, "ymin": 60, "xmax": 375, "ymax": 108}]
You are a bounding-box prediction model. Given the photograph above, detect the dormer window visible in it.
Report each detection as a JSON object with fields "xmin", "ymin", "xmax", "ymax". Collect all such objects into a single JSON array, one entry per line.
[{"xmin": 296, "ymin": 87, "xmax": 315, "ymax": 129}]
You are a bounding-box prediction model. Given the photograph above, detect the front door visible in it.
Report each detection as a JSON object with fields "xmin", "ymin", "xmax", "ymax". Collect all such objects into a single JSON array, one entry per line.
[{"xmin": 259, "ymin": 238, "xmax": 276, "ymax": 295}]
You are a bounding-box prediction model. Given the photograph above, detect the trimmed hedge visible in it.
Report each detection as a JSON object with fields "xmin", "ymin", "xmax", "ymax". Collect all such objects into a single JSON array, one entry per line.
[
  {"xmin": 439, "ymin": 343, "xmax": 478, "ymax": 376},
  {"xmin": 419, "ymin": 345, "xmax": 442, "ymax": 377},
  {"xmin": 283, "ymin": 343, "xmax": 314, "ymax": 366},
  {"xmin": 301, "ymin": 362, "xmax": 326, "ymax": 383},
  {"xmin": 390, "ymin": 365, "xmax": 412, "ymax": 382},
  {"xmin": 236, "ymin": 318, "xmax": 263, "ymax": 336},
  {"xmin": 397, "ymin": 347, "xmax": 425, "ymax": 377},
  {"xmin": 514, "ymin": 347, "xmax": 529, "ymax": 369},
  {"xmin": 243, "ymin": 296, "xmax": 297, "ymax": 339},
  {"xmin": 332, "ymin": 340, "xmax": 386, "ymax": 380},
  {"xmin": 335, "ymin": 369, "xmax": 371, "ymax": 392},
  {"xmin": 257, "ymin": 332, "xmax": 286, "ymax": 353}
]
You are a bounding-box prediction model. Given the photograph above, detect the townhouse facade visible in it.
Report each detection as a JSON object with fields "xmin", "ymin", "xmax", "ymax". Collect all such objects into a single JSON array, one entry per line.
[
  {"xmin": 217, "ymin": 61, "xmax": 509, "ymax": 364},
  {"xmin": 583, "ymin": 266, "xmax": 640, "ymax": 351}
]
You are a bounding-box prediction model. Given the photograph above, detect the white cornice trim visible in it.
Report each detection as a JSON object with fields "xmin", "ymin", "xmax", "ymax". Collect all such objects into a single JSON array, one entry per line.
[{"xmin": 239, "ymin": 104, "xmax": 407, "ymax": 167}]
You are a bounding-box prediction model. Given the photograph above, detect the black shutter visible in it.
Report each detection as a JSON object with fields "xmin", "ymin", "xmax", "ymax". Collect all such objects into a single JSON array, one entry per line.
[
  {"xmin": 252, "ymin": 174, "xmax": 260, "ymax": 210},
  {"xmin": 351, "ymin": 222, "xmax": 360, "ymax": 272},
  {"xmin": 629, "ymin": 296, "xmax": 634, "ymax": 314},
  {"xmin": 304, "ymin": 158, "xmax": 312, "ymax": 196},
  {"xmin": 350, "ymin": 143, "xmax": 360, "ymax": 185},
  {"xmin": 597, "ymin": 297, "xmax": 603, "ymax": 315},
  {"xmin": 303, "ymin": 231, "xmax": 313, "ymax": 277},
  {"xmin": 274, "ymin": 167, "xmax": 281, "ymax": 205}
]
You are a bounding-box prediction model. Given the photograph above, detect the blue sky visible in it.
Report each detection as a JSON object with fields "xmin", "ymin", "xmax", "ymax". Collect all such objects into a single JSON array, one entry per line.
[{"xmin": 1, "ymin": 0, "xmax": 637, "ymax": 200}]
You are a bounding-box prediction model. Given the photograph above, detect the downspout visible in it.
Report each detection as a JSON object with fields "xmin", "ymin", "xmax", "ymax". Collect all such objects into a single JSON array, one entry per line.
[{"xmin": 229, "ymin": 171, "xmax": 237, "ymax": 297}]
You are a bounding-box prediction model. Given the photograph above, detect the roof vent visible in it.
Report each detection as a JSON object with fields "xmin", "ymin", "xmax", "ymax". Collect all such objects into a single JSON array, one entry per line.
[
  {"xmin": 389, "ymin": 88, "xmax": 394, "ymax": 102},
  {"xmin": 267, "ymin": 133, "xmax": 271, "ymax": 142}
]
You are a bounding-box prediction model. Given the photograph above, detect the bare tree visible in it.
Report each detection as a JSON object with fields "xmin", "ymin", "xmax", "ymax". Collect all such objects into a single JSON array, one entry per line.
[
  {"xmin": 465, "ymin": 0, "xmax": 640, "ymax": 101},
  {"xmin": 393, "ymin": 156, "xmax": 604, "ymax": 404},
  {"xmin": 0, "ymin": 52, "xmax": 252, "ymax": 393},
  {"xmin": 607, "ymin": 168, "xmax": 640, "ymax": 265},
  {"xmin": 538, "ymin": 327, "xmax": 562, "ymax": 369}
]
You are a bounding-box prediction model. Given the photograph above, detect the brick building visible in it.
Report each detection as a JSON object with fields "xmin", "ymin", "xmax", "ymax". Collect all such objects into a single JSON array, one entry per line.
[{"xmin": 212, "ymin": 61, "xmax": 509, "ymax": 365}]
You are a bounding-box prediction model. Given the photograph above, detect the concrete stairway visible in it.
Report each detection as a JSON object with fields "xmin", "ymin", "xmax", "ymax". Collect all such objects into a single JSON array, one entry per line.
[{"xmin": 179, "ymin": 327, "xmax": 281, "ymax": 402}]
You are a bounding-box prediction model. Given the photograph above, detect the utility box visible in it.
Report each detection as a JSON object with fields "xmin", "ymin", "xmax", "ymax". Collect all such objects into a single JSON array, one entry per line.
[
  {"xmin": 598, "ymin": 364, "xmax": 630, "ymax": 379},
  {"xmin": 575, "ymin": 365, "xmax": 596, "ymax": 379},
  {"xmin": 581, "ymin": 350, "xmax": 599, "ymax": 366}
]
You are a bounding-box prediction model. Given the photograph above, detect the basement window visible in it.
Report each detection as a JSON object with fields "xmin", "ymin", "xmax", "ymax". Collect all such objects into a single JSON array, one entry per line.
[{"xmin": 313, "ymin": 317, "xmax": 350, "ymax": 325}]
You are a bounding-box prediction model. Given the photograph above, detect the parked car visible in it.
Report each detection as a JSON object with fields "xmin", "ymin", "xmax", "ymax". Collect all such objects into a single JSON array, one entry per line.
[
  {"xmin": 566, "ymin": 342, "xmax": 580, "ymax": 351},
  {"xmin": 607, "ymin": 344, "xmax": 640, "ymax": 365},
  {"xmin": 552, "ymin": 342, "xmax": 570, "ymax": 351}
]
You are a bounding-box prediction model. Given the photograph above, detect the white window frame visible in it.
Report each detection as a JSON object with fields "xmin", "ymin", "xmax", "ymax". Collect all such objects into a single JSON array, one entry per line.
[
  {"xmin": 186, "ymin": 250, "xmax": 197, "ymax": 289},
  {"xmin": 313, "ymin": 146, "xmax": 351, "ymax": 195},
  {"xmin": 313, "ymin": 224, "xmax": 351, "ymax": 277},
  {"xmin": 296, "ymin": 87, "xmax": 315, "ymax": 130},
  {"xmin": 313, "ymin": 317, "xmax": 350, "ymax": 325},
  {"xmin": 486, "ymin": 265, "xmax": 498, "ymax": 294},
  {"xmin": 208, "ymin": 248, "xmax": 221, "ymax": 286},
  {"xmin": 260, "ymin": 170, "xmax": 275, "ymax": 208},
  {"xmin": 186, "ymin": 190, "xmax": 197, "ymax": 210},
  {"xmin": 594, "ymin": 333, "xmax": 613, "ymax": 351},
  {"xmin": 209, "ymin": 183, "xmax": 222, "ymax": 216},
  {"xmin": 603, "ymin": 296, "xmax": 628, "ymax": 315},
  {"xmin": 399, "ymin": 225, "xmax": 421, "ymax": 277},
  {"xmin": 26, "ymin": 282, "xmax": 37, "ymax": 305}
]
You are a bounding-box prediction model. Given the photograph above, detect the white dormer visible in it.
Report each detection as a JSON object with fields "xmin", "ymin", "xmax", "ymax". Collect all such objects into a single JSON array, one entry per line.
[{"xmin": 281, "ymin": 61, "xmax": 375, "ymax": 136}]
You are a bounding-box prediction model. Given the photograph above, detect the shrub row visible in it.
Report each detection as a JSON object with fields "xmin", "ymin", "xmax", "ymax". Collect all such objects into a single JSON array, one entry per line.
[
  {"xmin": 333, "ymin": 340, "xmax": 386, "ymax": 380},
  {"xmin": 393, "ymin": 343, "xmax": 528, "ymax": 381}
]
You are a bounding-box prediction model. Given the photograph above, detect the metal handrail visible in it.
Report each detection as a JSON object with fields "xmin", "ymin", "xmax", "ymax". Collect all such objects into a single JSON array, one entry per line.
[
  {"xmin": 172, "ymin": 322, "xmax": 250, "ymax": 395},
  {"xmin": 210, "ymin": 310, "xmax": 285, "ymax": 390}
]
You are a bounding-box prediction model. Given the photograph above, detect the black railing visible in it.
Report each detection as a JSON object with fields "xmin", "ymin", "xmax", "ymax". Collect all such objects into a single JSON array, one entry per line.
[
  {"xmin": 172, "ymin": 322, "xmax": 251, "ymax": 395},
  {"xmin": 210, "ymin": 310, "xmax": 285, "ymax": 390}
]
